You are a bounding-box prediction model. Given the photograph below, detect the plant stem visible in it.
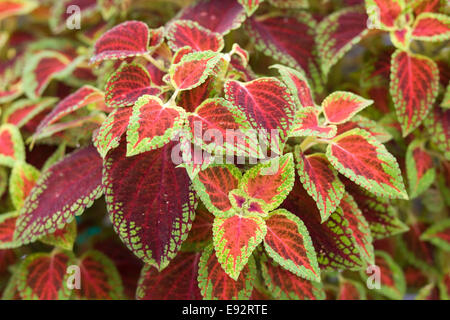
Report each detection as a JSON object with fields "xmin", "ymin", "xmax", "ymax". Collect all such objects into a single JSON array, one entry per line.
[{"xmin": 144, "ymin": 54, "xmax": 167, "ymax": 72}]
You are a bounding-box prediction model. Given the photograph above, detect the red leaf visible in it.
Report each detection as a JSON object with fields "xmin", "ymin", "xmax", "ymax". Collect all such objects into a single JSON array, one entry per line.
[
  {"xmin": 105, "ymin": 63, "xmax": 161, "ymax": 108},
  {"xmin": 166, "ymin": 20, "xmax": 224, "ymax": 52},
  {"xmin": 178, "ymin": 0, "xmax": 246, "ymax": 34},
  {"xmin": 170, "ymin": 51, "xmax": 222, "ymax": 91},
  {"xmin": 272, "ymin": 64, "xmax": 315, "ymax": 109},
  {"xmin": 0, "ymin": 0, "xmax": 37, "ymax": 20},
  {"xmin": 193, "ymin": 165, "xmax": 241, "ymax": 217},
  {"xmin": 35, "ymin": 86, "xmax": 104, "ymax": 137},
  {"xmin": 290, "ymin": 107, "xmax": 337, "ymax": 139},
  {"xmin": 339, "ymin": 193, "xmax": 374, "ymax": 264},
  {"xmin": 9, "ymin": 162, "xmax": 40, "ymax": 210},
  {"xmin": 213, "ymin": 214, "xmax": 266, "ymax": 280},
  {"xmin": 283, "ymin": 181, "xmax": 363, "ymax": 271},
  {"xmin": 406, "ymin": 140, "xmax": 435, "ymax": 198},
  {"xmin": 412, "ymin": 13, "xmax": 450, "ymax": 41},
  {"xmin": 3, "ymin": 98, "xmax": 55, "ymax": 128},
  {"xmin": 103, "ymin": 140, "xmax": 196, "ymax": 270},
  {"xmin": 75, "ymin": 250, "xmax": 124, "ymax": 299},
  {"xmin": 317, "ymin": 7, "xmax": 369, "ymax": 76},
  {"xmin": 336, "ymin": 115, "xmax": 392, "ymax": 143},
  {"xmin": 17, "ymin": 251, "xmax": 74, "ymax": 300},
  {"xmin": 91, "ymin": 21, "xmax": 152, "ymax": 64},
  {"xmin": 337, "ymin": 279, "xmax": 366, "ymax": 300},
  {"xmin": 261, "ymin": 257, "xmax": 324, "ymax": 300},
  {"xmin": 390, "ymin": 50, "xmax": 439, "ymax": 136},
  {"xmin": 400, "ymin": 222, "xmax": 435, "ymax": 269},
  {"xmin": 50, "ymin": 0, "xmax": 97, "ymax": 33},
  {"xmin": 94, "ymin": 107, "xmax": 133, "ymax": 158},
  {"xmin": 126, "ymin": 95, "xmax": 185, "ymax": 156},
  {"xmin": 241, "ymin": 154, "xmax": 295, "ymax": 212},
  {"xmin": 198, "ymin": 244, "xmax": 255, "ymax": 300},
  {"xmin": 344, "ymin": 179, "xmax": 408, "ymax": 240},
  {"xmin": 0, "ymin": 249, "xmax": 16, "ymax": 274},
  {"xmin": 264, "ymin": 209, "xmax": 320, "ymax": 282},
  {"xmin": 366, "ymin": 0, "xmax": 404, "ymax": 29},
  {"xmin": 425, "ymin": 107, "xmax": 449, "ymax": 160},
  {"xmin": 178, "ymin": 77, "xmax": 214, "ymax": 112},
  {"xmin": 14, "ymin": 146, "xmax": 103, "ymax": 245},
  {"xmin": 0, "ymin": 124, "xmax": 25, "ymax": 167},
  {"xmin": 245, "ymin": 13, "xmax": 317, "ymax": 77},
  {"xmin": 295, "ymin": 152, "xmax": 345, "ymax": 222},
  {"xmin": 137, "ymin": 251, "xmax": 202, "ymax": 300},
  {"xmin": 225, "ymin": 78, "xmax": 296, "ymax": 144},
  {"xmin": 0, "ymin": 212, "xmax": 19, "ymax": 248},
  {"xmin": 322, "ymin": 91, "xmax": 373, "ymax": 124},
  {"xmin": 326, "ymin": 128, "xmax": 408, "ymax": 199},
  {"xmin": 183, "ymin": 206, "xmax": 214, "ymax": 250}
]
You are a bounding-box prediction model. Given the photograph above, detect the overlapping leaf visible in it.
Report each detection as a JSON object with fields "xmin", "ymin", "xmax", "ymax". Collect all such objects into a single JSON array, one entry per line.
[
  {"xmin": 166, "ymin": 20, "xmax": 224, "ymax": 52},
  {"xmin": 0, "ymin": 124, "xmax": 25, "ymax": 167},
  {"xmin": 337, "ymin": 279, "xmax": 366, "ymax": 300},
  {"xmin": 14, "ymin": 146, "xmax": 103, "ymax": 245},
  {"xmin": 263, "ymin": 209, "xmax": 320, "ymax": 282},
  {"xmin": 326, "ymin": 128, "xmax": 408, "ymax": 199},
  {"xmin": 2, "ymin": 98, "xmax": 55, "ymax": 128},
  {"xmin": 198, "ymin": 244, "xmax": 255, "ymax": 300},
  {"xmin": 421, "ymin": 219, "xmax": 450, "ymax": 252},
  {"xmin": 365, "ymin": 0, "xmax": 404, "ymax": 30},
  {"xmin": 406, "ymin": 140, "xmax": 435, "ymax": 198},
  {"xmin": 295, "ymin": 151, "xmax": 345, "ymax": 222},
  {"xmin": 0, "ymin": 0, "xmax": 37, "ymax": 21},
  {"xmin": 290, "ymin": 107, "xmax": 337, "ymax": 138},
  {"xmin": 105, "ymin": 64, "xmax": 161, "ymax": 108},
  {"xmin": 0, "ymin": 212, "xmax": 19, "ymax": 249},
  {"xmin": 412, "ymin": 13, "xmax": 450, "ymax": 42},
  {"xmin": 9, "ymin": 162, "xmax": 40, "ymax": 210},
  {"xmin": 424, "ymin": 106, "xmax": 449, "ymax": 160},
  {"xmin": 317, "ymin": 6, "xmax": 369, "ymax": 77},
  {"xmin": 177, "ymin": 0, "xmax": 246, "ymax": 35},
  {"xmin": 103, "ymin": 140, "xmax": 196, "ymax": 270}
]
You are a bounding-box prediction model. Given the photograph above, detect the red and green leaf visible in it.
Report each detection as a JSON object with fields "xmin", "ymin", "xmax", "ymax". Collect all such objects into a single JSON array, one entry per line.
[
  {"xmin": 390, "ymin": 50, "xmax": 439, "ymax": 136},
  {"xmin": 344, "ymin": 179, "xmax": 409, "ymax": 239},
  {"xmin": 183, "ymin": 206, "xmax": 214, "ymax": 251},
  {"xmin": 90, "ymin": 21, "xmax": 153, "ymax": 64},
  {"xmin": 39, "ymin": 220, "xmax": 77, "ymax": 251},
  {"xmin": 75, "ymin": 250, "xmax": 124, "ymax": 300},
  {"xmin": 166, "ymin": 20, "xmax": 224, "ymax": 52},
  {"xmin": 0, "ymin": 212, "xmax": 19, "ymax": 249},
  {"xmin": 338, "ymin": 193, "xmax": 374, "ymax": 264},
  {"xmin": 103, "ymin": 140, "xmax": 196, "ymax": 270},
  {"xmin": 34, "ymin": 85, "xmax": 104, "ymax": 137},
  {"xmin": 283, "ymin": 181, "xmax": 364, "ymax": 271},
  {"xmin": 336, "ymin": 115, "xmax": 393, "ymax": 143},
  {"xmin": 322, "ymin": 91, "xmax": 373, "ymax": 124},
  {"xmin": 237, "ymin": 0, "xmax": 262, "ymax": 16},
  {"xmin": 0, "ymin": 124, "xmax": 25, "ymax": 167},
  {"xmin": 326, "ymin": 128, "xmax": 408, "ymax": 199},
  {"xmin": 425, "ymin": 105, "xmax": 450, "ymax": 161},
  {"xmin": 245, "ymin": 12, "xmax": 317, "ymax": 78},
  {"xmin": 399, "ymin": 222, "xmax": 435, "ymax": 270},
  {"xmin": 337, "ymin": 278, "xmax": 366, "ymax": 300},
  {"xmin": 192, "ymin": 164, "xmax": 242, "ymax": 217},
  {"xmin": 188, "ymin": 97, "xmax": 261, "ymax": 158},
  {"xmin": 13, "ymin": 146, "xmax": 103, "ymax": 245},
  {"xmin": 17, "ymin": 250, "xmax": 75, "ymax": 300},
  {"xmin": 260, "ymin": 256, "xmax": 324, "ymax": 300},
  {"xmin": 225, "ymin": 78, "xmax": 296, "ymax": 146},
  {"xmin": 412, "ymin": 13, "xmax": 450, "ymax": 42},
  {"xmin": 263, "ymin": 209, "xmax": 320, "ymax": 282},
  {"xmin": 271, "ymin": 64, "xmax": 315, "ymax": 109},
  {"xmin": 170, "ymin": 51, "xmax": 222, "ymax": 91},
  {"xmin": 213, "ymin": 214, "xmax": 266, "ymax": 280},
  {"xmin": 290, "ymin": 107, "xmax": 337, "ymax": 139},
  {"xmin": 9, "ymin": 162, "xmax": 40, "ymax": 210},
  {"xmin": 0, "ymin": 0, "xmax": 37, "ymax": 21},
  {"xmin": 198, "ymin": 244, "xmax": 256, "ymax": 300},
  {"xmin": 178, "ymin": 0, "xmax": 246, "ymax": 35},
  {"xmin": 105, "ymin": 63, "xmax": 161, "ymax": 108},
  {"xmin": 360, "ymin": 250, "xmax": 406, "ymax": 300},
  {"xmin": 295, "ymin": 151, "xmax": 345, "ymax": 222},
  {"xmin": 137, "ymin": 251, "xmax": 202, "ymax": 300},
  {"xmin": 421, "ymin": 219, "xmax": 450, "ymax": 252},
  {"xmin": 23, "ymin": 51, "xmax": 72, "ymax": 100},
  {"xmin": 93, "ymin": 107, "xmax": 133, "ymax": 158},
  {"xmin": 365, "ymin": 0, "xmax": 405, "ymax": 30},
  {"xmin": 126, "ymin": 95, "xmax": 186, "ymax": 156},
  {"xmin": 240, "ymin": 154, "xmax": 295, "ymax": 212},
  {"xmin": 317, "ymin": 6, "xmax": 369, "ymax": 77},
  {"xmin": 2, "ymin": 98, "xmax": 55, "ymax": 128},
  {"xmin": 406, "ymin": 140, "xmax": 435, "ymax": 198}
]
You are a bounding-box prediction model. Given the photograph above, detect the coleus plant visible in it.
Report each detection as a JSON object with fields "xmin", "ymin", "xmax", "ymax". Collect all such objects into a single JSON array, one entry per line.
[{"xmin": 0, "ymin": 0, "xmax": 449, "ymax": 301}]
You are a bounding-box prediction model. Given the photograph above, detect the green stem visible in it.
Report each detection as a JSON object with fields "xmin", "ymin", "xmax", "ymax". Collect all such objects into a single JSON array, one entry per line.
[{"xmin": 144, "ymin": 54, "xmax": 167, "ymax": 72}]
